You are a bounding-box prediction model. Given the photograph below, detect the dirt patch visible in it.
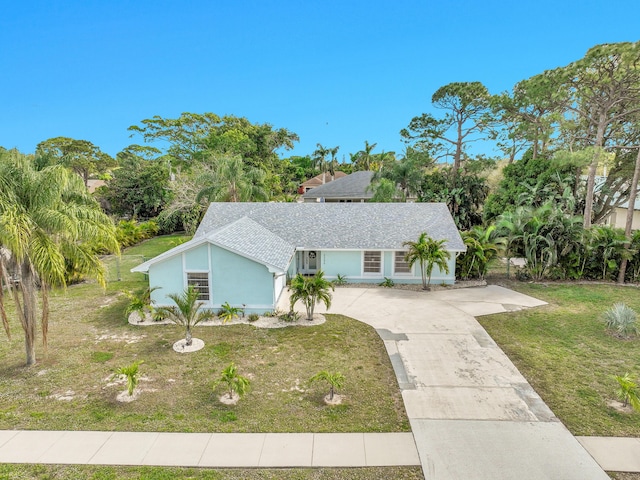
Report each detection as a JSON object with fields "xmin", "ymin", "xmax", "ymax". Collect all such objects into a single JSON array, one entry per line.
[
  {"xmin": 608, "ymin": 399, "xmax": 635, "ymax": 414},
  {"xmin": 172, "ymin": 338, "xmax": 205, "ymax": 353},
  {"xmin": 95, "ymin": 332, "xmax": 147, "ymax": 344},
  {"xmin": 219, "ymin": 392, "xmax": 240, "ymax": 405},
  {"xmin": 324, "ymin": 394, "xmax": 344, "ymax": 405}
]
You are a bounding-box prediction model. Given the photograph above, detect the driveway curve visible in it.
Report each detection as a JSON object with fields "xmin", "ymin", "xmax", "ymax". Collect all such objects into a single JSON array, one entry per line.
[{"xmin": 285, "ymin": 285, "xmax": 609, "ymax": 480}]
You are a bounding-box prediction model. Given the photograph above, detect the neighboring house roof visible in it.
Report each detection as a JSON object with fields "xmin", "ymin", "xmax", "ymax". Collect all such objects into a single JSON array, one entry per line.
[
  {"xmin": 300, "ymin": 171, "xmax": 347, "ymax": 188},
  {"xmin": 302, "ymin": 171, "xmax": 375, "ymax": 201},
  {"xmin": 134, "ymin": 202, "xmax": 464, "ymax": 274}
]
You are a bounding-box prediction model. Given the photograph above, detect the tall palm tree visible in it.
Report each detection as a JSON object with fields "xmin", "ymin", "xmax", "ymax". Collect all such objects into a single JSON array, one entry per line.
[
  {"xmin": 156, "ymin": 286, "xmax": 215, "ymax": 346},
  {"xmin": 328, "ymin": 146, "xmax": 340, "ymax": 181},
  {"xmin": 196, "ymin": 155, "xmax": 267, "ymax": 203},
  {"xmin": 289, "ymin": 271, "xmax": 334, "ymax": 321},
  {"xmin": 312, "ymin": 144, "xmax": 331, "ymax": 184},
  {"xmin": 356, "ymin": 140, "xmax": 377, "ymax": 171},
  {"xmin": 403, "ymin": 233, "xmax": 451, "ymax": 290},
  {"xmin": 0, "ymin": 152, "xmax": 119, "ymax": 366}
]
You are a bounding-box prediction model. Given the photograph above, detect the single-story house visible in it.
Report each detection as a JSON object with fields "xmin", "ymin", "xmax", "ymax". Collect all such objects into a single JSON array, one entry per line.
[
  {"xmin": 302, "ymin": 171, "xmax": 375, "ymax": 203},
  {"xmin": 298, "ymin": 171, "xmax": 347, "ymax": 194},
  {"xmin": 132, "ymin": 203, "xmax": 465, "ymax": 314}
]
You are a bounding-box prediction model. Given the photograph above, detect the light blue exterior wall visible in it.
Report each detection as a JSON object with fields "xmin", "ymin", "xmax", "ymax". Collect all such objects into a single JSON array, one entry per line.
[
  {"xmin": 315, "ymin": 250, "xmax": 457, "ymax": 285},
  {"xmin": 149, "ymin": 255, "xmax": 184, "ymax": 306},
  {"xmin": 184, "ymin": 244, "xmax": 208, "ymax": 270},
  {"xmin": 209, "ymin": 244, "xmax": 274, "ymax": 313},
  {"xmin": 320, "ymin": 251, "xmax": 361, "ymax": 277},
  {"xmin": 148, "ymin": 244, "xmax": 458, "ymax": 315},
  {"xmin": 147, "ymin": 241, "xmax": 279, "ymax": 315}
]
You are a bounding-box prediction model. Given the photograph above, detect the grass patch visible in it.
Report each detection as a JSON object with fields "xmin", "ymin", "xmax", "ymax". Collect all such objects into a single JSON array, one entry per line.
[
  {"xmin": 0, "ymin": 235, "xmax": 408, "ymax": 434},
  {"xmin": 91, "ymin": 351, "xmax": 115, "ymax": 363},
  {"xmin": 0, "ymin": 465, "xmax": 424, "ymax": 479},
  {"xmin": 479, "ymin": 282, "xmax": 640, "ymax": 436}
]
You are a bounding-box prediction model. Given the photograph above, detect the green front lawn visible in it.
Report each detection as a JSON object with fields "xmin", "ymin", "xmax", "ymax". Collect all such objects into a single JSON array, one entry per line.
[
  {"xmin": 0, "ymin": 236, "xmax": 409, "ymax": 434},
  {"xmin": 479, "ymin": 282, "xmax": 640, "ymax": 436}
]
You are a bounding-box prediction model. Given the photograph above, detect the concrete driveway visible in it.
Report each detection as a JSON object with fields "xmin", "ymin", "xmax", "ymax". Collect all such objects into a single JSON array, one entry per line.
[{"xmin": 282, "ymin": 285, "xmax": 609, "ymax": 480}]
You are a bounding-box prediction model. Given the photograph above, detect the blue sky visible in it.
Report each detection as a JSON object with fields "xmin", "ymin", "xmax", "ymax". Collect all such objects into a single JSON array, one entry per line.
[{"xmin": 1, "ymin": 1, "xmax": 639, "ymax": 162}]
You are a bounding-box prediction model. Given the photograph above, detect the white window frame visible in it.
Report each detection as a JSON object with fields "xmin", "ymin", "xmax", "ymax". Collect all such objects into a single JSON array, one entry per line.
[
  {"xmin": 362, "ymin": 251, "xmax": 382, "ymax": 275},
  {"xmin": 186, "ymin": 271, "xmax": 210, "ymax": 301},
  {"xmin": 393, "ymin": 251, "xmax": 413, "ymax": 276}
]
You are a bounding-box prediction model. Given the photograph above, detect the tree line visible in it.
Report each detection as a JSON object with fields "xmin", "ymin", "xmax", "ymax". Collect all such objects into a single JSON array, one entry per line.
[{"xmin": 2, "ymin": 40, "xmax": 640, "ymax": 366}]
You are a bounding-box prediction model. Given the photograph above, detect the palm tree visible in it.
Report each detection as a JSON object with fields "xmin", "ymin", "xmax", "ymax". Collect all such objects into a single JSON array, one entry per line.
[
  {"xmin": 217, "ymin": 362, "xmax": 251, "ymax": 400},
  {"xmin": 114, "ymin": 361, "xmax": 144, "ymax": 397},
  {"xmin": 196, "ymin": 155, "xmax": 267, "ymax": 203},
  {"xmin": 0, "ymin": 152, "xmax": 119, "ymax": 366},
  {"xmin": 156, "ymin": 286, "xmax": 215, "ymax": 346},
  {"xmin": 328, "ymin": 146, "xmax": 340, "ymax": 181},
  {"xmin": 355, "ymin": 140, "xmax": 377, "ymax": 171},
  {"xmin": 458, "ymin": 226, "xmax": 500, "ymax": 280},
  {"xmin": 312, "ymin": 144, "xmax": 331, "ymax": 184},
  {"xmin": 310, "ymin": 370, "xmax": 345, "ymax": 401},
  {"xmin": 403, "ymin": 233, "xmax": 451, "ymax": 290},
  {"xmin": 288, "ymin": 271, "xmax": 334, "ymax": 321}
]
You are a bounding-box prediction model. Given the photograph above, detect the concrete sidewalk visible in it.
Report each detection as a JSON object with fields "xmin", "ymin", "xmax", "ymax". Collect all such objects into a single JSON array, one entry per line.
[{"xmin": 0, "ymin": 430, "xmax": 420, "ymax": 467}]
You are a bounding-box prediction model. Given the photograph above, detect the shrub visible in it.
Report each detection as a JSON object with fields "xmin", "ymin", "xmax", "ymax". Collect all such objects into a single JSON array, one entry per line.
[
  {"xmin": 333, "ymin": 274, "xmax": 348, "ymax": 286},
  {"xmin": 614, "ymin": 373, "xmax": 640, "ymax": 411},
  {"xmin": 216, "ymin": 363, "xmax": 251, "ymax": 400},
  {"xmin": 279, "ymin": 310, "xmax": 301, "ymax": 322},
  {"xmin": 247, "ymin": 313, "xmax": 260, "ymax": 322},
  {"xmin": 218, "ymin": 302, "xmax": 242, "ymax": 323},
  {"xmin": 379, "ymin": 277, "xmax": 394, "ymax": 288},
  {"xmin": 113, "ymin": 361, "xmax": 144, "ymax": 396},
  {"xmin": 115, "ymin": 220, "xmax": 159, "ymax": 248},
  {"xmin": 309, "ymin": 370, "xmax": 345, "ymax": 401},
  {"xmin": 602, "ymin": 303, "xmax": 638, "ymax": 338}
]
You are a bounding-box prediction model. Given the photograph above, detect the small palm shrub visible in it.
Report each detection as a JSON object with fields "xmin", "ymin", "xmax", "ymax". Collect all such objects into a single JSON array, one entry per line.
[
  {"xmin": 310, "ymin": 370, "xmax": 345, "ymax": 401},
  {"xmin": 279, "ymin": 310, "xmax": 301, "ymax": 322},
  {"xmin": 602, "ymin": 303, "xmax": 638, "ymax": 338},
  {"xmin": 114, "ymin": 361, "xmax": 144, "ymax": 396},
  {"xmin": 219, "ymin": 302, "xmax": 242, "ymax": 323},
  {"xmin": 124, "ymin": 286, "xmax": 159, "ymax": 321},
  {"xmin": 333, "ymin": 274, "xmax": 348, "ymax": 286},
  {"xmin": 217, "ymin": 363, "xmax": 251, "ymax": 400},
  {"xmin": 614, "ymin": 373, "xmax": 640, "ymax": 411},
  {"xmin": 378, "ymin": 277, "xmax": 394, "ymax": 288}
]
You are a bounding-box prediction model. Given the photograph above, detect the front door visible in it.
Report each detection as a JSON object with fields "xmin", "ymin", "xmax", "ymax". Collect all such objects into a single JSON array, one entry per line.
[{"xmin": 300, "ymin": 250, "xmax": 319, "ymax": 274}]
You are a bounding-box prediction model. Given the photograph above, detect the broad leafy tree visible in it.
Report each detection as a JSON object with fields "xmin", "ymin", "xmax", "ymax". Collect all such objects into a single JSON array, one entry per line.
[
  {"xmin": 555, "ymin": 42, "xmax": 640, "ymax": 227},
  {"xmin": 401, "ymin": 82, "xmax": 494, "ymax": 174},
  {"xmin": 0, "ymin": 151, "xmax": 119, "ymax": 366},
  {"xmin": 419, "ymin": 161, "xmax": 491, "ymax": 230},
  {"xmin": 36, "ymin": 137, "xmax": 116, "ymax": 186},
  {"xmin": 100, "ymin": 148, "xmax": 172, "ymax": 218},
  {"xmin": 128, "ymin": 112, "xmax": 299, "ymax": 171}
]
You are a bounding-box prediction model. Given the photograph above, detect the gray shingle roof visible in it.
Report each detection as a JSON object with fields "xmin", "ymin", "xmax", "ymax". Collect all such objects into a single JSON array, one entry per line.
[
  {"xmin": 208, "ymin": 217, "xmax": 294, "ymax": 271},
  {"xmin": 302, "ymin": 171, "xmax": 375, "ymax": 199},
  {"xmin": 195, "ymin": 202, "xmax": 465, "ymax": 251}
]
